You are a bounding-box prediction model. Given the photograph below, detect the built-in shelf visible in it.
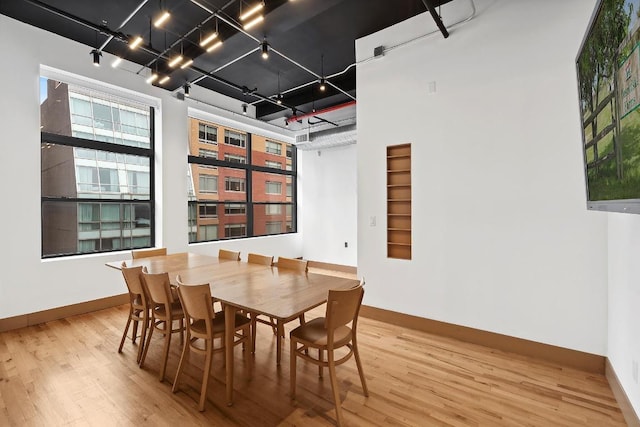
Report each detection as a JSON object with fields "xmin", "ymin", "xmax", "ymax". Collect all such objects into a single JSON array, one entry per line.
[{"xmin": 387, "ymin": 143, "xmax": 411, "ymax": 260}]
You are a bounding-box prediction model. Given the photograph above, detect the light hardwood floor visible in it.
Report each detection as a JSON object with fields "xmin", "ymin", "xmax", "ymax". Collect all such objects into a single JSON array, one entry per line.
[{"xmin": 0, "ymin": 270, "xmax": 626, "ymax": 426}]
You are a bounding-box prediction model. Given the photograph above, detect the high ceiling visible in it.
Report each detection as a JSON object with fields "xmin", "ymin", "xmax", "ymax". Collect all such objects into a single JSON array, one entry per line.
[{"xmin": 1, "ymin": 0, "xmax": 450, "ymax": 127}]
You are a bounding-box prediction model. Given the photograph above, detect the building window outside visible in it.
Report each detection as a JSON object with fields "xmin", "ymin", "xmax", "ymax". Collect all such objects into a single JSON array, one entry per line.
[
  {"xmin": 199, "ymin": 204, "xmax": 217, "ymax": 218},
  {"xmin": 225, "ymin": 224, "xmax": 246, "ymax": 238},
  {"xmin": 265, "ymin": 204, "xmax": 282, "ymax": 215},
  {"xmin": 225, "ymin": 203, "xmax": 246, "ymax": 215},
  {"xmin": 224, "ymin": 153, "xmax": 247, "ymax": 164},
  {"xmin": 225, "ymin": 177, "xmax": 246, "ymax": 192},
  {"xmin": 199, "ymin": 148, "xmax": 218, "ymax": 159},
  {"xmin": 266, "ymin": 141, "xmax": 281, "ymax": 155},
  {"xmin": 199, "ymin": 224, "xmax": 218, "ymax": 240},
  {"xmin": 199, "ymin": 123, "xmax": 217, "ymax": 144},
  {"xmin": 286, "ymin": 183, "xmax": 292, "ymax": 197},
  {"xmin": 224, "ymin": 129, "xmax": 246, "ymax": 147},
  {"xmin": 265, "ymin": 181, "xmax": 282, "ymax": 195},
  {"xmin": 199, "ymin": 175, "xmax": 218, "ymax": 193},
  {"xmin": 40, "ymin": 76, "xmax": 155, "ymax": 258},
  {"xmin": 265, "ymin": 160, "xmax": 282, "ymax": 169},
  {"xmin": 266, "ymin": 221, "xmax": 282, "ymax": 234}
]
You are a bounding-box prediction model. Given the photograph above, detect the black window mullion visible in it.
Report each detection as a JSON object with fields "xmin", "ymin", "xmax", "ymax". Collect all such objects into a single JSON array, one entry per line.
[
  {"xmin": 246, "ymin": 132, "xmax": 254, "ymax": 237},
  {"xmin": 149, "ymin": 106, "xmax": 156, "ymax": 248}
]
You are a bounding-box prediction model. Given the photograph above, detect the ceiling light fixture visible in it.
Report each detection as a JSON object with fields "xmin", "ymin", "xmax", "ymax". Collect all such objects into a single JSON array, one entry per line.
[
  {"xmin": 242, "ymin": 103, "xmax": 248, "ymax": 115},
  {"xmin": 206, "ymin": 40, "xmax": 223, "ymax": 52},
  {"xmin": 243, "ymin": 15, "xmax": 264, "ymax": 30},
  {"xmin": 184, "ymin": 83, "xmax": 191, "ymax": 97},
  {"xmin": 146, "ymin": 72, "xmax": 158, "ymax": 84},
  {"xmin": 168, "ymin": 55, "xmax": 183, "ymax": 68},
  {"xmin": 129, "ymin": 36, "xmax": 143, "ymax": 50},
  {"xmin": 158, "ymin": 75, "xmax": 170, "ymax": 85},
  {"xmin": 111, "ymin": 56, "xmax": 123, "ymax": 68},
  {"xmin": 154, "ymin": 10, "xmax": 170, "ymax": 27},
  {"xmin": 276, "ymin": 71, "xmax": 282, "ymax": 104},
  {"xmin": 200, "ymin": 32, "xmax": 218, "ymax": 47},
  {"xmin": 239, "ymin": 1, "xmax": 264, "ymax": 21},
  {"xmin": 91, "ymin": 49, "xmax": 101, "ymax": 67},
  {"xmin": 319, "ymin": 53, "xmax": 326, "ymax": 91},
  {"xmin": 261, "ymin": 39, "xmax": 269, "ymax": 59},
  {"xmin": 180, "ymin": 58, "xmax": 194, "ymax": 69}
]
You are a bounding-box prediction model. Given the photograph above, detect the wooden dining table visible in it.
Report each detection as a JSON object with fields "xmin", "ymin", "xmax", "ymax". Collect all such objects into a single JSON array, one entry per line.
[{"xmin": 106, "ymin": 252, "xmax": 359, "ymax": 406}]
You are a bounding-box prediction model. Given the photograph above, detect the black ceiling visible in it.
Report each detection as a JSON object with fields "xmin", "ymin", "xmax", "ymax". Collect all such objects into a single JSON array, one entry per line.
[{"xmin": 1, "ymin": 0, "xmax": 441, "ymax": 125}]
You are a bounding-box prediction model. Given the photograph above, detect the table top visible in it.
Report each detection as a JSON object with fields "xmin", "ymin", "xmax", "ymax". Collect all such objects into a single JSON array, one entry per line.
[{"xmin": 107, "ymin": 252, "xmax": 358, "ymax": 321}]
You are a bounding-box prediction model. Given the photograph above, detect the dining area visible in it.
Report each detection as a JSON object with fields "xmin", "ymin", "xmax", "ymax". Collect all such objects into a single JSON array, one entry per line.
[{"xmin": 107, "ymin": 248, "xmax": 367, "ymax": 425}]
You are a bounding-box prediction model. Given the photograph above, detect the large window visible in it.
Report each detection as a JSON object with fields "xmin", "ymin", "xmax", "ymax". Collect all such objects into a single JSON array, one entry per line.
[
  {"xmin": 40, "ymin": 77, "xmax": 155, "ymax": 258},
  {"xmin": 188, "ymin": 118, "xmax": 296, "ymax": 242}
]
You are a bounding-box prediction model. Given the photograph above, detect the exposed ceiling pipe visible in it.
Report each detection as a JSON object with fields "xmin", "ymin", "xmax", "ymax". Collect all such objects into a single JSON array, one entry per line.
[
  {"xmin": 99, "ymin": 0, "xmax": 148, "ymax": 52},
  {"xmin": 140, "ymin": 0, "xmax": 237, "ymax": 73},
  {"xmin": 189, "ymin": 0, "xmax": 356, "ymax": 101},
  {"xmin": 287, "ymin": 100, "xmax": 356, "ymax": 124}
]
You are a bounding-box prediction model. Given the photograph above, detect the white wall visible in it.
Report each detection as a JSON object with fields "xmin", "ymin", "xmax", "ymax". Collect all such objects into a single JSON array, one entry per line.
[
  {"xmin": 356, "ymin": 0, "xmax": 609, "ymax": 355},
  {"xmin": 0, "ymin": 14, "xmax": 302, "ymax": 319},
  {"xmin": 300, "ymin": 144, "xmax": 358, "ymax": 266},
  {"xmin": 608, "ymin": 214, "xmax": 640, "ymax": 415}
]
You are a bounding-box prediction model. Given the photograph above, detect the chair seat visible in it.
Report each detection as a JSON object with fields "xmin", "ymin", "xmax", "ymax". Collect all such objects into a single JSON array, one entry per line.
[
  {"xmin": 190, "ymin": 313, "xmax": 251, "ymax": 335},
  {"xmin": 290, "ymin": 317, "xmax": 352, "ymax": 347},
  {"xmin": 154, "ymin": 301, "xmax": 184, "ymax": 318}
]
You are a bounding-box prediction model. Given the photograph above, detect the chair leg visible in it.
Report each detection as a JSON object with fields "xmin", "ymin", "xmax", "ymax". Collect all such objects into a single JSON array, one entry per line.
[
  {"xmin": 139, "ymin": 319, "xmax": 155, "ymax": 368},
  {"xmin": 199, "ymin": 340, "xmax": 214, "ymax": 412},
  {"xmin": 136, "ymin": 312, "xmax": 149, "ymax": 364},
  {"xmin": 318, "ymin": 348, "xmax": 323, "ymax": 378},
  {"xmin": 172, "ymin": 335, "xmax": 189, "ymax": 393},
  {"xmin": 269, "ymin": 316, "xmax": 277, "ymax": 336},
  {"xmin": 132, "ymin": 317, "xmax": 139, "ymax": 344},
  {"xmin": 327, "ymin": 351, "xmax": 344, "ymax": 426},
  {"xmin": 118, "ymin": 313, "xmax": 132, "ymax": 353},
  {"xmin": 352, "ymin": 338, "xmax": 368, "ymax": 396},
  {"xmin": 160, "ymin": 321, "xmax": 171, "ymax": 382},
  {"xmin": 289, "ymin": 338, "xmax": 297, "ymax": 399}
]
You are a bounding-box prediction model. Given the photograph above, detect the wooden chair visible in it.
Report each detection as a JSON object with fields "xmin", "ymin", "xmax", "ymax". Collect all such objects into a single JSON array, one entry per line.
[
  {"xmin": 269, "ymin": 257, "xmax": 309, "ymax": 363},
  {"xmin": 172, "ymin": 277, "xmax": 252, "ymax": 411},
  {"xmin": 118, "ymin": 262, "xmax": 150, "ymax": 363},
  {"xmin": 290, "ymin": 285, "xmax": 368, "ymax": 426},
  {"xmin": 276, "ymin": 256, "xmax": 308, "ymax": 272},
  {"xmin": 132, "ymin": 247, "xmax": 167, "ymax": 259},
  {"xmin": 218, "ymin": 248, "xmax": 240, "ymax": 261},
  {"xmin": 247, "ymin": 253, "xmax": 276, "ymax": 352},
  {"xmin": 139, "ymin": 271, "xmax": 185, "ymax": 382}
]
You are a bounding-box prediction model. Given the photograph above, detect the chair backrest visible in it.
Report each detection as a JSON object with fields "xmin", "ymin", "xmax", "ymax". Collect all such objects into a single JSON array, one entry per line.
[
  {"xmin": 132, "ymin": 247, "xmax": 167, "ymax": 259},
  {"xmin": 141, "ymin": 271, "xmax": 173, "ymax": 306},
  {"xmin": 121, "ymin": 262, "xmax": 145, "ymax": 298},
  {"xmin": 247, "ymin": 253, "xmax": 274, "ymax": 266},
  {"xmin": 218, "ymin": 249, "xmax": 241, "ymax": 261},
  {"xmin": 276, "ymin": 257, "xmax": 308, "ymax": 272},
  {"xmin": 176, "ymin": 276, "xmax": 214, "ymax": 323},
  {"xmin": 325, "ymin": 285, "xmax": 364, "ymax": 334}
]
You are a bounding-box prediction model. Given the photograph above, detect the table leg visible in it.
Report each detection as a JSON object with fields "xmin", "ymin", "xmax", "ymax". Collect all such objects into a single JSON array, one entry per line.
[
  {"xmin": 225, "ymin": 305, "xmax": 236, "ymax": 406},
  {"xmin": 276, "ymin": 320, "xmax": 284, "ymax": 365}
]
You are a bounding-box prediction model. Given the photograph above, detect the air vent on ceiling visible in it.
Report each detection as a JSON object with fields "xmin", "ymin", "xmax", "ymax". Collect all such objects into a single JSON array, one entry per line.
[{"xmin": 295, "ymin": 125, "xmax": 356, "ymax": 151}]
